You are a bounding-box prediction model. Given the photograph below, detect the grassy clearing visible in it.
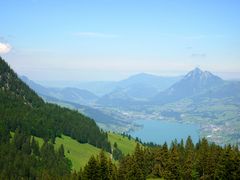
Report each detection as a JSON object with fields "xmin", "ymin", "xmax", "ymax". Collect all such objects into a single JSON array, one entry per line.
[
  {"xmin": 11, "ymin": 132, "xmax": 135, "ymax": 170},
  {"xmin": 24, "ymin": 134, "xmax": 109, "ymax": 171},
  {"xmin": 55, "ymin": 135, "xmax": 110, "ymax": 171},
  {"xmin": 108, "ymin": 132, "xmax": 138, "ymax": 155}
]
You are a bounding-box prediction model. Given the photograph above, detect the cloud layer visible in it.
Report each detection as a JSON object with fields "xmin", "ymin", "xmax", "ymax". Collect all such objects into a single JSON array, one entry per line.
[{"xmin": 0, "ymin": 42, "xmax": 11, "ymax": 54}]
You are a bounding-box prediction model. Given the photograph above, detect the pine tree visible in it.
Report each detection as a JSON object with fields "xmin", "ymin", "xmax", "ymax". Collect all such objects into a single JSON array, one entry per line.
[
  {"xmin": 196, "ymin": 138, "xmax": 209, "ymax": 178},
  {"xmin": 182, "ymin": 136, "xmax": 197, "ymax": 179},
  {"xmin": 83, "ymin": 155, "xmax": 99, "ymax": 180},
  {"xmin": 99, "ymin": 150, "xmax": 109, "ymax": 180},
  {"xmin": 167, "ymin": 143, "xmax": 180, "ymax": 179}
]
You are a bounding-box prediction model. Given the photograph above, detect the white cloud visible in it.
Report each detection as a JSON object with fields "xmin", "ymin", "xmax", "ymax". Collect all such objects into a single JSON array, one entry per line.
[
  {"xmin": 0, "ymin": 42, "xmax": 11, "ymax": 54},
  {"xmin": 73, "ymin": 32, "xmax": 118, "ymax": 38}
]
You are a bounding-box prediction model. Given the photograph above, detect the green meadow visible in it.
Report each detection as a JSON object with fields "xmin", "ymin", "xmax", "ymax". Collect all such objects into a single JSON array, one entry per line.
[
  {"xmin": 34, "ymin": 132, "xmax": 137, "ymax": 170},
  {"xmin": 108, "ymin": 132, "xmax": 138, "ymax": 155}
]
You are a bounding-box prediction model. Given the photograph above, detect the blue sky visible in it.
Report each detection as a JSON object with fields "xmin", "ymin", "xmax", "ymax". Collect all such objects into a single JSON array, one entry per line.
[{"xmin": 1, "ymin": 0, "xmax": 240, "ymax": 81}]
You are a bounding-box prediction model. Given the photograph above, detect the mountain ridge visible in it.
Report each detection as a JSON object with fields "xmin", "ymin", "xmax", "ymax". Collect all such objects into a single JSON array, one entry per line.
[{"xmin": 21, "ymin": 76, "xmax": 99, "ymax": 105}]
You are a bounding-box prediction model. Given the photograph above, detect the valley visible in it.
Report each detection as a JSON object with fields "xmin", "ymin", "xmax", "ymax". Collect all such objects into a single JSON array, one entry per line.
[{"xmin": 23, "ymin": 68, "xmax": 240, "ymax": 146}]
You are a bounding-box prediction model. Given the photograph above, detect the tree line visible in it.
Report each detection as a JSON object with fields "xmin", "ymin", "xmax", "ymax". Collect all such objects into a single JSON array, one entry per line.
[{"xmin": 76, "ymin": 137, "xmax": 240, "ymax": 180}]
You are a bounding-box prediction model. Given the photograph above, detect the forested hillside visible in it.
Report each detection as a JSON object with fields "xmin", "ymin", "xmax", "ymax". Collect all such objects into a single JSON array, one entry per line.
[{"xmin": 0, "ymin": 57, "xmax": 110, "ymax": 150}]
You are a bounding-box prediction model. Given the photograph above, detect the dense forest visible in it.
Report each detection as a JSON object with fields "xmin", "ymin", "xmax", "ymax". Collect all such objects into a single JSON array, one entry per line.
[
  {"xmin": 76, "ymin": 137, "xmax": 240, "ymax": 180},
  {"xmin": 0, "ymin": 126, "xmax": 71, "ymax": 179},
  {"xmin": 0, "ymin": 57, "xmax": 111, "ymax": 152}
]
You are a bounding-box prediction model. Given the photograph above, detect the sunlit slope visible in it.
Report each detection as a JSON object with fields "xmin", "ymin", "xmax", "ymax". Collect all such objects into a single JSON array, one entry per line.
[
  {"xmin": 13, "ymin": 132, "xmax": 137, "ymax": 170},
  {"xmin": 108, "ymin": 132, "xmax": 138, "ymax": 155},
  {"xmin": 55, "ymin": 135, "xmax": 110, "ymax": 171},
  {"xmin": 33, "ymin": 134, "xmax": 109, "ymax": 170}
]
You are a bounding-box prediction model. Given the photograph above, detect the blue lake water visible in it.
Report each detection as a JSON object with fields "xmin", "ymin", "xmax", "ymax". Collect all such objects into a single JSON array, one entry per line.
[{"xmin": 129, "ymin": 120, "xmax": 200, "ymax": 145}]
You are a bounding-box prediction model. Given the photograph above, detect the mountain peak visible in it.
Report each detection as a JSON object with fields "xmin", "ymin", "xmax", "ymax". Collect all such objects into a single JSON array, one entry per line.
[
  {"xmin": 193, "ymin": 67, "xmax": 203, "ymax": 73},
  {"xmin": 184, "ymin": 67, "xmax": 221, "ymax": 82},
  {"xmin": 153, "ymin": 68, "xmax": 224, "ymax": 104},
  {"xmin": 190, "ymin": 67, "xmax": 204, "ymax": 74}
]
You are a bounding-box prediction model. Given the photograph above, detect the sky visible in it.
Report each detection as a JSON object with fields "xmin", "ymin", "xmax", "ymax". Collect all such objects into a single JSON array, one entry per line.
[{"xmin": 0, "ymin": 0, "xmax": 240, "ymax": 81}]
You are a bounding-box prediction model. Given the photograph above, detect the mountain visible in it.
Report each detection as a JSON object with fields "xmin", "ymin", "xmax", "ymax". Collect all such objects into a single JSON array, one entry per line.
[
  {"xmin": 21, "ymin": 76, "xmax": 98, "ymax": 105},
  {"xmin": 97, "ymin": 88, "xmax": 143, "ymax": 108},
  {"xmin": 116, "ymin": 73, "xmax": 182, "ymax": 99},
  {"xmin": 152, "ymin": 68, "xmax": 225, "ymax": 104},
  {"xmin": 21, "ymin": 75, "xmax": 50, "ymax": 95},
  {"xmin": 0, "ymin": 57, "xmax": 110, "ymax": 151},
  {"xmin": 38, "ymin": 73, "xmax": 181, "ymax": 97},
  {"xmin": 37, "ymin": 80, "xmax": 117, "ymax": 96},
  {"xmin": 196, "ymin": 81, "xmax": 240, "ymax": 99},
  {"xmin": 97, "ymin": 73, "xmax": 181, "ymax": 107},
  {"xmin": 23, "ymin": 73, "xmax": 181, "ymax": 108}
]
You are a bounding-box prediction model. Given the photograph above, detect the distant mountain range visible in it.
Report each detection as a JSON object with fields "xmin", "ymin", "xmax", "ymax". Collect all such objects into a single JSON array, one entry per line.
[
  {"xmin": 37, "ymin": 73, "xmax": 181, "ymax": 97},
  {"xmin": 22, "ymin": 73, "xmax": 181, "ymax": 106},
  {"xmin": 97, "ymin": 73, "xmax": 181, "ymax": 107},
  {"xmin": 21, "ymin": 76, "xmax": 98, "ymax": 105},
  {"xmin": 22, "ymin": 68, "xmax": 240, "ymax": 109},
  {"xmin": 97, "ymin": 68, "xmax": 240, "ymax": 108}
]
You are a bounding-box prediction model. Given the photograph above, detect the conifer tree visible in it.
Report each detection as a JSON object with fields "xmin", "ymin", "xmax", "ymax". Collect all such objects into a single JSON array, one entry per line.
[
  {"xmin": 99, "ymin": 150, "xmax": 109, "ymax": 180},
  {"xmin": 83, "ymin": 156, "xmax": 99, "ymax": 180}
]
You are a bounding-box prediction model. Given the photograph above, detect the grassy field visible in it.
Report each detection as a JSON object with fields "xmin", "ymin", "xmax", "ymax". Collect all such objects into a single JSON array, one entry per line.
[
  {"xmin": 55, "ymin": 135, "xmax": 110, "ymax": 171},
  {"xmin": 31, "ymin": 134, "xmax": 109, "ymax": 171},
  {"xmin": 12, "ymin": 132, "xmax": 137, "ymax": 170},
  {"xmin": 56, "ymin": 132, "xmax": 138, "ymax": 170},
  {"xmin": 108, "ymin": 132, "xmax": 138, "ymax": 155}
]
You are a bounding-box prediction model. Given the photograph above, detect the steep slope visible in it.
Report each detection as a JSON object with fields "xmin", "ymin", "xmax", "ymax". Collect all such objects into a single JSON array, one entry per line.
[
  {"xmin": 21, "ymin": 76, "xmax": 98, "ymax": 105},
  {"xmin": 0, "ymin": 57, "xmax": 110, "ymax": 151},
  {"xmin": 153, "ymin": 68, "xmax": 224, "ymax": 104},
  {"xmin": 0, "ymin": 61, "xmax": 44, "ymax": 107}
]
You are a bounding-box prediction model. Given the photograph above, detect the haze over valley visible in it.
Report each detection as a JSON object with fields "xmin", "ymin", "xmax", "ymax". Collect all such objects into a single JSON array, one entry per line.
[{"xmin": 21, "ymin": 67, "xmax": 240, "ymax": 145}]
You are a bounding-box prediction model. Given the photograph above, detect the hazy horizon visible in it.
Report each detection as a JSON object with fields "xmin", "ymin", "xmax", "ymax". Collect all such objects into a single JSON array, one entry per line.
[
  {"xmin": 1, "ymin": 0, "xmax": 240, "ymax": 81},
  {"xmin": 23, "ymin": 69, "xmax": 240, "ymax": 83}
]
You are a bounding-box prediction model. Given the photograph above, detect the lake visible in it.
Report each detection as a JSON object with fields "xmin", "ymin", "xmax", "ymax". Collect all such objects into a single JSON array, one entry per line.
[{"xmin": 129, "ymin": 119, "xmax": 200, "ymax": 145}]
